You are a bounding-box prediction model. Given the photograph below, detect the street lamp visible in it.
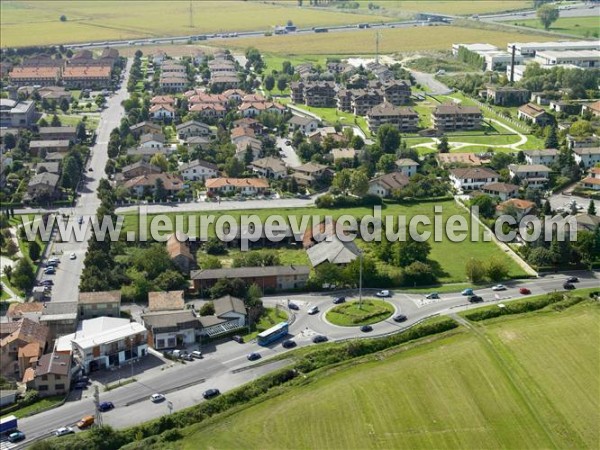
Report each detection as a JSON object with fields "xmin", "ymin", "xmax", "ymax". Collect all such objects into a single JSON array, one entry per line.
[{"xmin": 358, "ymin": 250, "xmax": 363, "ymax": 310}]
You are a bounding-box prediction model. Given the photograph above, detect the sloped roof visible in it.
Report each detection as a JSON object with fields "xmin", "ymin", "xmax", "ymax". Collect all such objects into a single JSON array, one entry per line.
[
  {"xmin": 191, "ymin": 265, "xmax": 310, "ymax": 280},
  {"xmin": 370, "ymin": 172, "xmax": 410, "ymax": 191},
  {"xmin": 450, "ymin": 167, "xmax": 499, "ymax": 180},
  {"xmin": 214, "ymin": 295, "xmax": 246, "ymax": 317},
  {"xmin": 166, "ymin": 232, "xmax": 194, "ymax": 261},
  {"xmin": 148, "ymin": 291, "xmax": 185, "ymax": 312},
  {"xmin": 307, "ymin": 237, "xmax": 360, "ymax": 267}
]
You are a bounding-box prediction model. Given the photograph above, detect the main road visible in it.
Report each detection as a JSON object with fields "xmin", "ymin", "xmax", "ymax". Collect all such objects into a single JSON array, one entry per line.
[
  {"xmin": 12, "ymin": 272, "xmax": 598, "ymax": 448},
  {"xmin": 36, "ymin": 59, "xmax": 133, "ymax": 304}
]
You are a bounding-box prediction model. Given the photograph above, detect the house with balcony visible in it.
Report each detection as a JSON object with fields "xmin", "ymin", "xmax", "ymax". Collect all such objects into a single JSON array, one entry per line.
[
  {"xmin": 23, "ymin": 352, "xmax": 72, "ymax": 398},
  {"xmin": 78, "ymin": 291, "xmax": 121, "ymax": 320},
  {"xmin": 508, "ymin": 164, "xmax": 551, "ymax": 188},
  {"xmin": 573, "ymin": 147, "xmax": 600, "ymax": 168},
  {"xmin": 250, "ymin": 157, "xmax": 287, "ymax": 180},
  {"xmin": 205, "ymin": 177, "xmax": 269, "ymax": 196},
  {"xmin": 524, "ymin": 149, "xmax": 558, "ymax": 166},
  {"xmin": 367, "ymin": 103, "xmax": 418, "ymax": 133},
  {"xmin": 580, "ymin": 167, "xmax": 600, "ymax": 191},
  {"xmin": 176, "ymin": 120, "xmax": 213, "ymax": 140},
  {"xmin": 449, "ymin": 167, "xmax": 499, "ymax": 191},
  {"xmin": 178, "ymin": 159, "xmax": 218, "ymax": 182},
  {"xmin": 482, "ymin": 182, "xmax": 520, "ymax": 201},
  {"xmin": 432, "ymin": 105, "xmax": 482, "ymax": 131}
]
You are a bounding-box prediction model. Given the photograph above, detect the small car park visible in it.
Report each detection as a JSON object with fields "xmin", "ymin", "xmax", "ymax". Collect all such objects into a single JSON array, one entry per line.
[
  {"xmin": 461, "ymin": 288, "xmax": 474, "ymax": 296},
  {"xmin": 375, "ymin": 290, "xmax": 391, "ymax": 298},
  {"xmin": 393, "ymin": 314, "xmax": 407, "ymax": 322},
  {"xmin": 492, "ymin": 284, "xmax": 507, "ymax": 291},
  {"xmin": 247, "ymin": 352, "xmax": 261, "ymax": 361},
  {"xmin": 307, "ymin": 306, "xmax": 319, "ymax": 315},
  {"xmin": 333, "ymin": 296, "xmax": 346, "ymax": 304},
  {"xmin": 360, "ymin": 325, "xmax": 373, "ymax": 332},
  {"xmin": 312, "ymin": 335, "xmax": 328, "ymax": 343},
  {"xmin": 425, "ymin": 293, "xmax": 439, "ymax": 299},
  {"xmin": 203, "ymin": 388, "xmax": 220, "ymax": 399},
  {"xmin": 8, "ymin": 431, "xmax": 26, "ymax": 443},
  {"xmin": 54, "ymin": 427, "xmax": 74, "ymax": 436},
  {"xmin": 97, "ymin": 401, "xmax": 114, "ymax": 412},
  {"xmin": 232, "ymin": 335, "xmax": 244, "ymax": 344},
  {"xmin": 519, "ymin": 287, "xmax": 531, "ymax": 295},
  {"xmin": 150, "ymin": 393, "xmax": 165, "ymax": 403},
  {"xmin": 468, "ymin": 295, "xmax": 483, "ymax": 303},
  {"xmin": 282, "ymin": 340, "xmax": 296, "ymax": 349}
]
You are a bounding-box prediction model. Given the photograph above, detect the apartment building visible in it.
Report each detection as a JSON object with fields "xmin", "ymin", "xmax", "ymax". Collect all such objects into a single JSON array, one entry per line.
[{"xmin": 432, "ymin": 104, "xmax": 482, "ymax": 131}]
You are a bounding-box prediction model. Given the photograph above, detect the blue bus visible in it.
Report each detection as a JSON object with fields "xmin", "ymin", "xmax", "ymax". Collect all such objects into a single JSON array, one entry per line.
[{"xmin": 257, "ymin": 322, "xmax": 289, "ymax": 346}]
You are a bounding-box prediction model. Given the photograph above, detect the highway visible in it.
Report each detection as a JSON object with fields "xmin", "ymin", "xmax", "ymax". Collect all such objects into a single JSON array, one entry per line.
[
  {"xmin": 481, "ymin": 2, "xmax": 599, "ymax": 21},
  {"xmin": 11, "ymin": 273, "xmax": 598, "ymax": 448}
]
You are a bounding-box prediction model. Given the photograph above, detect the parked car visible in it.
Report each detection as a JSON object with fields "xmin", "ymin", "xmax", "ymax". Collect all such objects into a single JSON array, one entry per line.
[
  {"xmin": 288, "ymin": 302, "xmax": 299, "ymax": 311},
  {"xmin": 307, "ymin": 306, "xmax": 319, "ymax": 315},
  {"xmin": 566, "ymin": 276, "xmax": 579, "ymax": 283},
  {"xmin": 393, "ymin": 314, "xmax": 408, "ymax": 322},
  {"xmin": 77, "ymin": 415, "xmax": 94, "ymax": 429},
  {"xmin": 360, "ymin": 325, "xmax": 373, "ymax": 332},
  {"xmin": 202, "ymin": 388, "xmax": 220, "ymax": 399},
  {"xmin": 492, "ymin": 284, "xmax": 507, "ymax": 291},
  {"xmin": 333, "ymin": 296, "xmax": 346, "ymax": 304},
  {"xmin": 312, "ymin": 335, "xmax": 328, "ymax": 343},
  {"xmin": 563, "ymin": 282, "xmax": 576, "ymax": 290},
  {"xmin": 8, "ymin": 431, "xmax": 26, "ymax": 443},
  {"xmin": 375, "ymin": 290, "xmax": 391, "ymax": 298},
  {"xmin": 282, "ymin": 340, "xmax": 296, "ymax": 349},
  {"xmin": 150, "ymin": 393, "xmax": 165, "ymax": 403},
  {"xmin": 69, "ymin": 253, "xmax": 76, "ymax": 260},
  {"xmin": 425, "ymin": 293, "xmax": 439, "ymax": 299},
  {"xmin": 232, "ymin": 335, "xmax": 244, "ymax": 344},
  {"xmin": 191, "ymin": 350, "xmax": 203, "ymax": 359},
  {"xmin": 41, "ymin": 280, "xmax": 54, "ymax": 286},
  {"xmin": 247, "ymin": 352, "xmax": 261, "ymax": 361},
  {"xmin": 519, "ymin": 287, "xmax": 531, "ymax": 295},
  {"xmin": 54, "ymin": 427, "xmax": 74, "ymax": 436},
  {"xmin": 44, "ymin": 267, "xmax": 56, "ymax": 275},
  {"xmin": 97, "ymin": 401, "xmax": 114, "ymax": 412},
  {"xmin": 181, "ymin": 354, "xmax": 194, "ymax": 361},
  {"xmin": 73, "ymin": 381, "xmax": 88, "ymax": 390},
  {"xmin": 468, "ymin": 295, "xmax": 483, "ymax": 303},
  {"xmin": 461, "ymin": 288, "xmax": 474, "ymax": 296}
]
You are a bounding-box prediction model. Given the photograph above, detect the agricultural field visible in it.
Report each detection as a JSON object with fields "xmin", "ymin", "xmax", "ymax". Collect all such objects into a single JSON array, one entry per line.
[
  {"xmin": 181, "ymin": 300, "xmax": 599, "ymax": 449},
  {"xmin": 212, "ymin": 26, "xmax": 555, "ymax": 55},
  {"xmin": 0, "ymin": 1, "xmax": 392, "ymax": 47},
  {"xmin": 516, "ymin": 16, "xmax": 600, "ymax": 38},
  {"xmin": 365, "ymin": 0, "xmax": 534, "ymax": 16},
  {"xmin": 122, "ymin": 200, "xmax": 526, "ymax": 282}
]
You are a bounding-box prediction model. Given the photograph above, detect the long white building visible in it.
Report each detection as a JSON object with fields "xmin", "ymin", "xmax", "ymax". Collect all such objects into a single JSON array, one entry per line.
[{"xmin": 507, "ymin": 40, "xmax": 600, "ymax": 57}]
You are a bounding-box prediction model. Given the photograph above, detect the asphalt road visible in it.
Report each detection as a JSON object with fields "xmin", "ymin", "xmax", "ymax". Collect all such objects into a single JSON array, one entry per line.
[
  {"xmin": 12, "ymin": 273, "xmax": 598, "ymax": 448},
  {"xmin": 36, "ymin": 60, "xmax": 133, "ymax": 304},
  {"xmin": 483, "ymin": 2, "xmax": 599, "ymax": 21},
  {"xmin": 407, "ymin": 69, "xmax": 453, "ymax": 95},
  {"xmin": 276, "ymin": 136, "xmax": 302, "ymax": 169}
]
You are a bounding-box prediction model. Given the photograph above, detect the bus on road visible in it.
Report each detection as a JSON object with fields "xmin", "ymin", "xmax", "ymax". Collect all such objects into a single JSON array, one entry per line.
[
  {"xmin": 257, "ymin": 322, "xmax": 289, "ymax": 346},
  {"xmin": 0, "ymin": 415, "xmax": 18, "ymax": 435}
]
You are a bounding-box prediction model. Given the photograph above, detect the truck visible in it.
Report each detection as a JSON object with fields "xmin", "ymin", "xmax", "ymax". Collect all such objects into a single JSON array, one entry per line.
[{"xmin": 0, "ymin": 415, "xmax": 18, "ymax": 435}]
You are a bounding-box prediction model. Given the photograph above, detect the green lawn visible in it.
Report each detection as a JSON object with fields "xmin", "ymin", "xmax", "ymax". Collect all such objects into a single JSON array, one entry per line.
[
  {"xmin": 242, "ymin": 307, "xmax": 289, "ymax": 342},
  {"xmin": 123, "ymin": 200, "xmax": 527, "ymax": 283},
  {"xmin": 181, "ymin": 300, "xmax": 599, "ymax": 449},
  {"xmin": 326, "ymin": 299, "xmax": 394, "ymax": 326},
  {"xmin": 516, "ymin": 16, "xmax": 600, "ymax": 38},
  {"xmin": 217, "ymin": 247, "xmax": 310, "ymax": 269},
  {"xmin": 289, "ymin": 104, "xmax": 370, "ymax": 136},
  {"xmin": 1, "ymin": 395, "xmax": 64, "ymax": 419}
]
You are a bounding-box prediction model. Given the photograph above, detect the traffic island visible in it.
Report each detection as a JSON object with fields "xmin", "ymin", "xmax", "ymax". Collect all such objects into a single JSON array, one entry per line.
[{"xmin": 325, "ymin": 299, "xmax": 394, "ymax": 326}]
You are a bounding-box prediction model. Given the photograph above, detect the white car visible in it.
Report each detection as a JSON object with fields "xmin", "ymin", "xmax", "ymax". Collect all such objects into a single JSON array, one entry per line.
[
  {"xmin": 492, "ymin": 284, "xmax": 507, "ymax": 291},
  {"xmin": 307, "ymin": 306, "xmax": 319, "ymax": 315},
  {"xmin": 70, "ymin": 253, "xmax": 76, "ymax": 260},
  {"xmin": 375, "ymin": 290, "xmax": 391, "ymax": 298},
  {"xmin": 54, "ymin": 427, "xmax": 74, "ymax": 436},
  {"xmin": 150, "ymin": 393, "xmax": 165, "ymax": 403}
]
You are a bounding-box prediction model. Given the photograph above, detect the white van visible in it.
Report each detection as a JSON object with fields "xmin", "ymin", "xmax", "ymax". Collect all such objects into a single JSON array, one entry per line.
[{"xmin": 191, "ymin": 351, "xmax": 203, "ymax": 359}]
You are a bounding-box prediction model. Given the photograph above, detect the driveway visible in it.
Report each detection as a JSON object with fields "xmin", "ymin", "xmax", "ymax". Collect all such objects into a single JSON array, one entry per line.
[
  {"xmin": 548, "ymin": 193, "xmax": 596, "ymax": 215},
  {"xmin": 407, "ymin": 69, "xmax": 452, "ymax": 95},
  {"xmin": 276, "ymin": 136, "xmax": 301, "ymax": 168}
]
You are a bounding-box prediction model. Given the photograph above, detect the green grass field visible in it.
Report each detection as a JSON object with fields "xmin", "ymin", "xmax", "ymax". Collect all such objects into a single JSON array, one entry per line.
[
  {"xmin": 1, "ymin": 395, "xmax": 64, "ymax": 419},
  {"xmin": 326, "ymin": 299, "xmax": 394, "ymax": 326},
  {"xmin": 0, "ymin": 1, "xmax": 393, "ymax": 47},
  {"xmin": 366, "ymin": 0, "xmax": 533, "ymax": 16},
  {"xmin": 181, "ymin": 299, "xmax": 599, "ymax": 449},
  {"xmin": 516, "ymin": 16, "xmax": 600, "ymax": 38},
  {"xmin": 241, "ymin": 307, "xmax": 288, "ymax": 342},
  {"xmin": 212, "ymin": 26, "xmax": 555, "ymax": 55},
  {"xmin": 123, "ymin": 200, "xmax": 526, "ymax": 282}
]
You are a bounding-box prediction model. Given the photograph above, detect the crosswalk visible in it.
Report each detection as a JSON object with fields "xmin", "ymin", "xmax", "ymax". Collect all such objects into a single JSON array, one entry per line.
[{"xmin": 0, "ymin": 439, "xmax": 18, "ymax": 450}]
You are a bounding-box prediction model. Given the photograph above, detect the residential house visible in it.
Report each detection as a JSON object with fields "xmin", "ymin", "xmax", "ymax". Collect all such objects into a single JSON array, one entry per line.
[
  {"xmin": 0, "ymin": 99, "xmax": 36, "ymax": 128},
  {"xmin": 574, "ymin": 213, "xmax": 600, "ymax": 232},
  {"xmin": 307, "ymin": 127, "xmax": 345, "ymax": 146},
  {"xmin": 148, "ymin": 291, "xmax": 185, "ymax": 312},
  {"xmin": 330, "ymin": 148, "xmax": 362, "ymax": 163},
  {"xmin": 566, "ymin": 134, "xmax": 599, "ymax": 150},
  {"xmin": 432, "ymin": 104, "xmax": 482, "ymax": 131},
  {"xmin": 288, "ymin": 115, "xmax": 319, "ymax": 135},
  {"xmin": 62, "ymin": 66, "xmax": 112, "ymax": 89},
  {"xmin": 29, "ymin": 140, "xmax": 70, "ymax": 157},
  {"xmin": 0, "ymin": 318, "xmax": 48, "ymax": 380},
  {"xmin": 56, "ymin": 317, "xmax": 148, "ymax": 373},
  {"xmin": 141, "ymin": 310, "xmax": 200, "ymax": 350},
  {"xmin": 368, "ymin": 172, "xmax": 410, "ymax": 197},
  {"xmin": 508, "ymin": 164, "xmax": 551, "ymax": 188},
  {"xmin": 191, "ymin": 265, "xmax": 310, "ymax": 293},
  {"xmin": 484, "ymin": 86, "xmax": 529, "ymax": 106},
  {"xmin": 38, "ymin": 126, "xmax": 77, "ymax": 142},
  {"xmin": 160, "ymin": 76, "xmax": 188, "ymax": 92},
  {"xmin": 26, "ymin": 172, "xmax": 60, "ymax": 201},
  {"xmin": 232, "ymin": 118, "xmax": 263, "ymax": 134},
  {"xmin": 524, "ymin": 149, "xmax": 558, "ymax": 166},
  {"xmin": 234, "ymin": 136, "xmax": 262, "ymax": 162},
  {"xmin": 573, "ymin": 147, "xmax": 600, "ymax": 168},
  {"xmin": 367, "ymin": 103, "xmax": 418, "ymax": 133},
  {"xmin": 449, "ymin": 167, "xmax": 499, "ymax": 191},
  {"xmin": 238, "ymin": 101, "xmax": 285, "ymax": 118},
  {"xmin": 129, "ymin": 121, "xmax": 162, "ymax": 138},
  {"xmin": 581, "ymin": 100, "xmax": 600, "ymax": 117},
  {"xmin": 150, "ymin": 95, "xmax": 177, "ymax": 107},
  {"xmin": 437, "ymin": 152, "xmax": 483, "ymax": 167},
  {"xmin": 188, "ymin": 103, "xmax": 226, "ymax": 119},
  {"xmin": 39, "ymin": 302, "xmax": 78, "ymax": 345},
  {"xmin": 126, "ymin": 145, "xmax": 176, "ymax": 160},
  {"xmin": 496, "ymin": 198, "xmax": 536, "ymax": 221},
  {"xmin": 8, "ymin": 67, "xmax": 61, "ymax": 87},
  {"xmin": 292, "ymin": 162, "xmax": 331, "ymax": 187},
  {"xmin": 549, "ymin": 101, "xmax": 581, "ymax": 115},
  {"xmin": 199, "ymin": 295, "xmax": 248, "ymax": 339},
  {"xmin": 250, "ymin": 157, "xmax": 287, "ymax": 180},
  {"xmin": 78, "ymin": 291, "xmax": 121, "ymax": 320},
  {"xmin": 37, "ymin": 86, "xmax": 71, "ymax": 102},
  {"xmin": 352, "ymin": 90, "xmax": 384, "ymax": 116},
  {"xmin": 382, "ymin": 80, "xmax": 411, "ymax": 105},
  {"xmin": 139, "ymin": 133, "xmax": 166, "ymax": 149},
  {"xmin": 395, "ymin": 158, "xmax": 419, "ymax": 177},
  {"xmin": 23, "ymin": 352, "xmax": 72, "ymax": 398},
  {"xmin": 122, "ymin": 173, "xmax": 184, "ymax": 197},
  {"xmin": 482, "ymin": 182, "xmax": 520, "ymax": 201},
  {"xmin": 176, "ymin": 120, "xmax": 213, "ymax": 140},
  {"xmin": 306, "ymin": 236, "xmax": 360, "ymax": 267},
  {"xmin": 120, "ymin": 161, "xmax": 162, "ymax": 180},
  {"xmin": 149, "ymin": 104, "xmax": 176, "ymax": 121},
  {"xmin": 179, "ymin": 159, "xmax": 218, "ymax": 182},
  {"xmin": 185, "ymin": 136, "xmax": 211, "ymax": 149},
  {"xmin": 166, "ymin": 231, "xmax": 196, "ymax": 275},
  {"xmin": 580, "ymin": 167, "xmax": 600, "ymax": 191},
  {"xmin": 205, "ymin": 177, "xmax": 269, "ymax": 196},
  {"xmin": 517, "ymin": 103, "xmax": 554, "ymax": 126}
]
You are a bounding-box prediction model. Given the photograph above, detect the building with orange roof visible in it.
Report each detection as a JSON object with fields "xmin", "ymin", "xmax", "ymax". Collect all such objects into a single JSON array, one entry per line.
[
  {"xmin": 62, "ymin": 65, "xmax": 111, "ymax": 88},
  {"xmin": 0, "ymin": 318, "xmax": 48, "ymax": 380},
  {"xmin": 205, "ymin": 177, "xmax": 269, "ymax": 196},
  {"xmin": 8, "ymin": 66, "xmax": 61, "ymax": 86}
]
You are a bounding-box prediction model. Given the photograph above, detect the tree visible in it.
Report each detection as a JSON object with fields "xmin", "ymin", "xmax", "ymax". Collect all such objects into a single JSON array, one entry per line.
[
  {"xmin": 572, "ymin": 230, "xmax": 598, "ymax": 270},
  {"xmin": 569, "ymin": 120, "xmax": 593, "ymax": 137},
  {"xmin": 332, "ymin": 169, "xmax": 352, "ymax": 194},
  {"xmin": 95, "ymin": 95, "xmax": 106, "ymax": 108},
  {"xmin": 149, "ymin": 153, "xmax": 168, "ymax": 171},
  {"xmin": 154, "ymin": 177, "xmax": 167, "ymax": 201},
  {"xmin": 28, "ymin": 241, "xmax": 41, "ymax": 262},
  {"xmin": 376, "ymin": 154, "xmax": 397, "ymax": 173},
  {"xmin": 61, "ymin": 155, "xmax": 81, "ymax": 190},
  {"xmin": 471, "ymin": 195, "xmax": 496, "ymax": 219},
  {"xmin": 437, "ymin": 136, "xmax": 450, "ymax": 153},
  {"xmin": 132, "ymin": 244, "xmax": 173, "ymax": 279},
  {"xmin": 199, "ymin": 254, "xmax": 222, "ymax": 269},
  {"xmin": 11, "ymin": 258, "xmax": 36, "ymax": 291},
  {"xmin": 403, "ymin": 261, "xmax": 437, "ymax": 286},
  {"xmin": 3, "ymin": 265, "xmax": 13, "ymax": 281},
  {"xmin": 465, "ymin": 258, "xmax": 486, "ymax": 282},
  {"xmin": 377, "ymin": 124, "xmax": 400, "ymax": 154},
  {"xmin": 154, "ymin": 270, "xmax": 186, "ymax": 291},
  {"xmin": 199, "ymin": 302, "xmax": 215, "ymax": 316},
  {"xmin": 342, "ymin": 256, "xmax": 378, "ymax": 288},
  {"xmin": 544, "ymin": 125, "xmax": 558, "ymax": 149},
  {"xmin": 224, "ymin": 157, "xmax": 244, "ymax": 177},
  {"xmin": 264, "ymin": 74, "xmax": 275, "ymax": 92},
  {"xmin": 59, "ymin": 97, "xmax": 70, "ymax": 113},
  {"xmin": 76, "ymin": 121, "xmax": 87, "ymax": 141},
  {"xmin": 390, "ymin": 237, "xmax": 431, "ymax": 267},
  {"xmin": 276, "ymin": 76, "xmax": 288, "ymax": 93},
  {"xmin": 537, "ymin": 4, "xmax": 559, "ymax": 30},
  {"xmin": 588, "ymin": 200, "xmax": 596, "ymax": 215},
  {"xmin": 486, "ymin": 258, "xmax": 509, "ymax": 282},
  {"xmin": 350, "ymin": 170, "xmax": 369, "ymax": 196},
  {"xmin": 51, "ymin": 114, "xmax": 61, "ymax": 127},
  {"xmin": 3, "ymin": 133, "xmax": 16, "ymax": 150},
  {"xmin": 204, "ymin": 237, "xmax": 227, "ymax": 255}
]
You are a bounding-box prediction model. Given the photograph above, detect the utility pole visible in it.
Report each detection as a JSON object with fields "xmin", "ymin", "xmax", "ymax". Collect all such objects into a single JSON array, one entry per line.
[
  {"xmin": 358, "ymin": 251, "xmax": 363, "ymax": 309},
  {"xmin": 93, "ymin": 385, "xmax": 102, "ymax": 427},
  {"xmin": 375, "ymin": 31, "xmax": 380, "ymax": 65}
]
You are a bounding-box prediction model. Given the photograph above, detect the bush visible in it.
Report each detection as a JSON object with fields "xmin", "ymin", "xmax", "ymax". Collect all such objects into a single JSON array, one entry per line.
[
  {"xmin": 315, "ymin": 194, "xmax": 382, "ymax": 209},
  {"xmin": 199, "ymin": 302, "xmax": 215, "ymax": 316}
]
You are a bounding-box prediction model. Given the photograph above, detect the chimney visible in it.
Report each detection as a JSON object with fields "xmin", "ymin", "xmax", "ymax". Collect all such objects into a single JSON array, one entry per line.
[{"xmin": 510, "ymin": 45, "xmax": 516, "ymax": 85}]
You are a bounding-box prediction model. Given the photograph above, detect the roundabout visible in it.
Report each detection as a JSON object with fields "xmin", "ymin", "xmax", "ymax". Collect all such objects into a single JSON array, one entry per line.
[{"xmin": 325, "ymin": 299, "xmax": 395, "ymax": 327}]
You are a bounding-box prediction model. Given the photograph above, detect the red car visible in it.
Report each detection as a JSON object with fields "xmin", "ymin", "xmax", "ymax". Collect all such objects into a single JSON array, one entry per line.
[{"xmin": 519, "ymin": 287, "xmax": 531, "ymax": 295}]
